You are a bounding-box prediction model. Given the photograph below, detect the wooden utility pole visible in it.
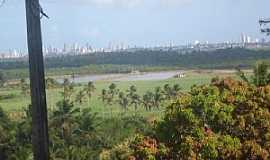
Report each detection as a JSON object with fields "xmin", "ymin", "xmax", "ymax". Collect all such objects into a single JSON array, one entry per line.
[{"xmin": 25, "ymin": 0, "xmax": 49, "ymax": 160}]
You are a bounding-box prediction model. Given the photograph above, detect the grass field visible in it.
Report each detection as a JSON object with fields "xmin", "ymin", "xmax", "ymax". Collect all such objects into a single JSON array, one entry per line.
[{"xmin": 0, "ymin": 70, "xmax": 236, "ymax": 118}]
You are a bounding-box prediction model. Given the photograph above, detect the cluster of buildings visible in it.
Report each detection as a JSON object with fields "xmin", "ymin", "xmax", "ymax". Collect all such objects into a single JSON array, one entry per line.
[
  {"xmin": 43, "ymin": 43, "xmax": 94, "ymax": 57},
  {"xmin": 0, "ymin": 34, "xmax": 269, "ymax": 59},
  {"xmin": 42, "ymin": 42, "xmax": 131, "ymax": 57},
  {"xmin": 240, "ymin": 33, "xmax": 263, "ymax": 44},
  {"xmin": 0, "ymin": 49, "xmax": 25, "ymax": 59}
]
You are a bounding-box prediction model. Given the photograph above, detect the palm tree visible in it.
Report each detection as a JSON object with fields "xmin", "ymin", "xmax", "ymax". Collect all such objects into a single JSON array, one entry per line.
[
  {"xmin": 99, "ymin": 83, "xmax": 119, "ymax": 117},
  {"xmin": 171, "ymin": 84, "xmax": 182, "ymax": 98},
  {"xmin": 236, "ymin": 62, "xmax": 270, "ymax": 86},
  {"xmin": 100, "ymin": 89, "xmax": 108, "ymax": 103},
  {"xmin": 20, "ymin": 78, "xmax": 30, "ymax": 96},
  {"xmin": 163, "ymin": 84, "xmax": 182, "ymax": 100},
  {"xmin": 61, "ymin": 78, "xmax": 74, "ymax": 101},
  {"xmin": 75, "ymin": 108, "xmax": 99, "ymax": 146},
  {"xmin": 46, "ymin": 77, "xmax": 59, "ymax": 89},
  {"xmin": 235, "ymin": 68, "xmax": 249, "ymax": 83},
  {"xmin": 106, "ymin": 83, "xmax": 119, "ymax": 105},
  {"xmin": 252, "ymin": 62, "xmax": 270, "ymax": 86},
  {"xmin": 127, "ymin": 85, "xmax": 137, "ymax": 97},
  {"xmin": 0, "ymin": 106, "xmax": 15, "ymax": 160},
  {"xmin": 0, "ymin": 71, "xmax": 6, "ymax": 87},
  {"xmin": 118, "ymin": 92, "xmax": 129, "ymax": 110},
  {"xmin": 130, "ymin": 94, "xmax": 141, "ymax": 110},
  {"xmin": 99, "ymin": 89, "xmax": 110, "ymax": 118},
  {"xmin": 127, "ymin": 85, "xmax": 141, "ymax": 110},
  {"xmin": 84, "ymin": 81, "xmax": 96, "ymax": 104},
  {"xmin": 153, "ymin": 87, "xmax": 165, "ymax": 109},
  {"xmin": 108, "ymin": 83, "xmax": 118, "ymax": 97},
  {"xmin": 75, "ymin": 90, "xmax": 86, "ymax": 105},
  {"xmin": 15, "ymin": 105, "xmax": 32, "ymax": 159},
  {"xmin": 142, "ymin": 91, "xmax": 154, "ymax": 111},
  {"xmin": 50, "ymin": 100, "xmax": 80, "ymax": 143},
  {"xmin": 163, "ymin": 84, "xmax": 172, "ymax": 99}
]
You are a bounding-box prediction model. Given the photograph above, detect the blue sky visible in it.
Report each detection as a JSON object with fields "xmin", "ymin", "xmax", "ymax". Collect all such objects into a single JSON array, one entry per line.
[{"xmin": 0, "ymin": 0, "xmax": 269, "ymax": 51}]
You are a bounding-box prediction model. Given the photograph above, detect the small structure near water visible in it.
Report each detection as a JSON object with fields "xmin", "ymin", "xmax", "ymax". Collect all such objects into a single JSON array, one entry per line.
[
  {"xmin": 130, "ymin": 70, "xmax": 141, "ymax": 75},
  {"xmin": 173, "ymin": 73, "xmax": 186, "ymax": 78}
]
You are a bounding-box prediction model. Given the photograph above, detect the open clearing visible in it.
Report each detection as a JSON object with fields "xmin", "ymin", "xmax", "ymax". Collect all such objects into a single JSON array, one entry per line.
[{"xmin": 0, "ymin": 70, "xmax": 237, "ymax": 117}]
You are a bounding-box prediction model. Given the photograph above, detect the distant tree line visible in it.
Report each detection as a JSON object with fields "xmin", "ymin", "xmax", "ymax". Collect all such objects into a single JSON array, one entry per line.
[{"xmin": 1, "ymin": 48, "xmax": 270, "ymax": 70}]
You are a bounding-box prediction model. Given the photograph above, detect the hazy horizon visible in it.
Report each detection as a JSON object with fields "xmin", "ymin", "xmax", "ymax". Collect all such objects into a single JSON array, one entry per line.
[{"xmin": 0, "ymin": 0, "xmax": 269, "ymax": 51}]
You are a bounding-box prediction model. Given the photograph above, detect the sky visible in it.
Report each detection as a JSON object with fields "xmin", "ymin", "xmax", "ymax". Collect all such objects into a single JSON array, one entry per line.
[{"xmin": 0, "ymin": 0, "xmax": 269, "ymax": 51}]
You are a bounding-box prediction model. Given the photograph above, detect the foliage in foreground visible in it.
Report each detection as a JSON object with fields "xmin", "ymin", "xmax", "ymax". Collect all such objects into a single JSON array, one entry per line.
[
  {"xmin": 2, "ymin": 72, "xmax": 270, "ymax": 159},
  {"xmin": 0, "ymin": 100, "xmax": 153, "ymax": 160},
  {"xmin": 104, "ymin": 77, "xmax": 270, "ymax": 160},
  {"xmin": 237, "ymin": 61, "xmax": 270, "ymax": 87}
]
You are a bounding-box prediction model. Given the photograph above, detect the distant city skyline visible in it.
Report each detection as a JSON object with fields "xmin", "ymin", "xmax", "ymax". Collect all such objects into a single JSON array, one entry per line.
[
  {"xmin": 0, "ymin": 0, "xmax": 269, "ymax": 52},
  {"xmin": 2, "ymin": 38, "xmax": 269, "ymax": 59}
]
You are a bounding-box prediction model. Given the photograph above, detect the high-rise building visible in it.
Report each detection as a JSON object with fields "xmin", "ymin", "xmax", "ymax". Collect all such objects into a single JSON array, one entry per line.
[
  {"xmin": 241, "ymin": 33, "xmax": 247, "ymax": 43},
  {"xmin": 247, "ymin": 36, "xmax": 251, "ymax": 43}
]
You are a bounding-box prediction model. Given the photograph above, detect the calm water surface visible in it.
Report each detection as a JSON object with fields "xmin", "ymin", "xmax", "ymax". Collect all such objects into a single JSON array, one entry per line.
[{"xmin": 58, "ymin": 70, "xmax": 184, "ymax": 83}]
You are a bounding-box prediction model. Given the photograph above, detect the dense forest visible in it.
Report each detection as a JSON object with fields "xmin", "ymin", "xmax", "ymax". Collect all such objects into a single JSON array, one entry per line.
[{"xmin": 1, "ymin": 48, "xmax": 270, "ymax": 70}]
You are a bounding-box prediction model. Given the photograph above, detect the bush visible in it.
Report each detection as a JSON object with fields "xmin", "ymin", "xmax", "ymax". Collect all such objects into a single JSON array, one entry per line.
[{"xmin": 110, "ymin": 77, "xmax": 270, "ymax": 159}]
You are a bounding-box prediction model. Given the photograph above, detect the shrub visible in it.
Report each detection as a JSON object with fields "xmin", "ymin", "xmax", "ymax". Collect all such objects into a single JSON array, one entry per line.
[{"xmin": 111, "ymin": 77, "xmax": 270, "ymax": 159}]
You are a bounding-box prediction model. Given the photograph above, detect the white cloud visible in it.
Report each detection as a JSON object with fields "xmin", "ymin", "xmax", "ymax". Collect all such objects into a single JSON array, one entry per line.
[
  {"xmin": 159, "ymin": 0, "xmax": 193, "ymax": 7},
  {"xmin": 89, "ymin": 0, "xmax": 143, "ymax": 8},
  {"xmin": 44, "ymin": 0, "xmax": 143, "ymax": 8},
  {"xmin": 44, "ymin": 0, "xmax": 192, "ymax": 8}
]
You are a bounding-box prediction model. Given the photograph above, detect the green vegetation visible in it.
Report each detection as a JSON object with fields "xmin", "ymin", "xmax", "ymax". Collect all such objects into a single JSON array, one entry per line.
[
  {"xmin": 2, "ymin": 48, "xmax": 270, "ymax": 69},
  {"xmin": 0, "ymin": 71, "xmax": 216, "ymax": 159},
  {"xmin": 104, "ymin": 77, "xmax": 270, "ymax": 160},
  {"xmin": 0, "ymin": 72, "xmax": 216, "ymax": 111},
  {"xmin": 1, "ymin": 48, "xmax": 270, "ymax": 80},
  {"xmin": 0, "ymin": 71, "xmax": 214, "ymax": 159},
  {"xmin": 0, "ymin": 101, "xmax": 154, "ymax": 159},
  {"xmin": 1, "ymin": 63, "xmax": 270, "ymax": 159},
  {"xmin": 0, "ymin": 70, "xmax": 6, "ymax": 87},
  {"xmin": 237, "ymin": 61, "xmax": 270, "ymax": 86}
]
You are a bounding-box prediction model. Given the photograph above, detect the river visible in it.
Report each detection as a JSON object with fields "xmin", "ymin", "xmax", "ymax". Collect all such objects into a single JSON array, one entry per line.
[{"xmin": 58, "ymin": 70, "xmax": 184, "ymax": 83}]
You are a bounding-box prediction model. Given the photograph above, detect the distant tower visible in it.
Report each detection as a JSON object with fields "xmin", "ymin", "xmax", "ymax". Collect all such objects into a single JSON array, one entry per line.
[
  {"xmin": 241, "ymin": 33, "xmax": 246, "ymax": 44},
  {"xmin": 169, "ymin": 41, "xmax": 173, "ymax": 48},
  {"xmin": 247, "ymin": 36, "xmax": 251, "ymax": 43},
  {"xmin": 63, "ymin": 43, "xmax": 67, "ymax": 53},
  {"xmin": 259, "ymin": 18, "xmax": 270, "ymax": 36}
]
